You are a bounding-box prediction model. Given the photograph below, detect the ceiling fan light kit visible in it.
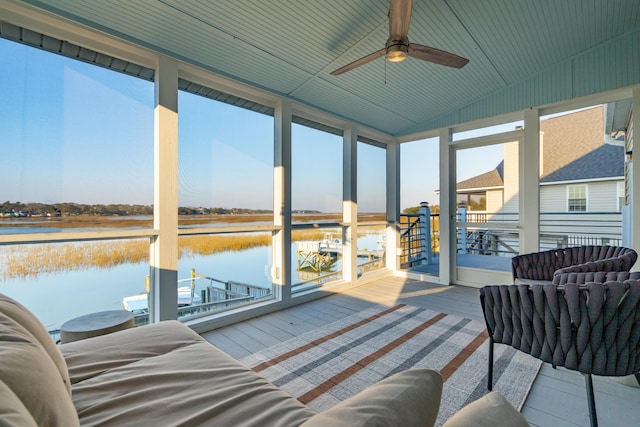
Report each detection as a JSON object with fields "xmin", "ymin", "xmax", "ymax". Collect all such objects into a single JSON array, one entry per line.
[
  {"xmin": 330, "ymin": 0, "xmax": 469, "ymax": 76},
  {"xmin": 385, "ymin": 41, "xmax": 408, "ymax": 62}
]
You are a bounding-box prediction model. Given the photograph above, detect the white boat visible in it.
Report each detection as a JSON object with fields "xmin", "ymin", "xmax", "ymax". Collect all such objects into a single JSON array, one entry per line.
[{"xmin": 122, "ymin": 286, "xmax": 201, "ymax": 314}]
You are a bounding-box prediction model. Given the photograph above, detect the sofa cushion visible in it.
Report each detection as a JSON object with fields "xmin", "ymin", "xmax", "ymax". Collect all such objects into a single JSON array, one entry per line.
[
  {"xmin": 441, "ymin": 391, "xmax": 529, "ymax": 427},
  {"xmin": 300, "ymin": 369, "xmax": 442, "ymax": 427},
  {"xmin": 62, "ymin": 321, "xmax": 316, "ymax": 426},
  {"xmin": 0, "ymin": 311, "xmax": 80, "ymax": 427},
  {"xmin": 0, "ymin": 380, "xmax": 38, "ymax": 427},
  {"xmin": 0, "ymin": 293, "xmax": 71, "ymax": 395}
]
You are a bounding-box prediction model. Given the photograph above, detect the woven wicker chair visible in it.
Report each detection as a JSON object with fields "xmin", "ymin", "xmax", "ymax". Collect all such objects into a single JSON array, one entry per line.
[
  {"xmin": 511, "ymin": 245, "xmax": 637, "ymax": 285},
  {"xmin": 480, "ymin": 278, "xmax": 640, "ymax": 427},
  {"xmin": 552, "ymin": 270, "xmax": 640, "ymax": 285}
]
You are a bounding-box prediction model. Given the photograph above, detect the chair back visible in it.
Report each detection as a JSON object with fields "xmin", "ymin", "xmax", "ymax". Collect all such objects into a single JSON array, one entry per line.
[
  {"xmin": 480, "ymin": 280, "xmax": 640, "ymax": 376},
  {"xmin": 511, "ymin": 246, "xmax": 637, "ymax": 282}
]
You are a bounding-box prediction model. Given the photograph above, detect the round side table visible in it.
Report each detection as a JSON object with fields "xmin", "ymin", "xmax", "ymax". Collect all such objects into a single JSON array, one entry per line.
[{"xmin": 60, "ymin": 310, "xmax": 135, "ymax": 344}]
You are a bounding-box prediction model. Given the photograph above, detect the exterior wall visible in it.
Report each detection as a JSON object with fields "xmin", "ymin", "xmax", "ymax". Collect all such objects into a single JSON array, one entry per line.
[
  {"xmin": 588, "ymin": 181, "xmax": 620, "ymax": 211},
  {"xmin": 626, "ymin": 112, "xmax": 633, "ymax": 205},
  {"xmin": 540, "ymin": 180, "xmax": 623, "ymax": 212},
  {"xmin": 486, "ymin": 189, "xmax": 503, "ymax": 213},
  {"xmin": 502, "ymin": 141, "xmax": 520, "ymax": 212},
  {"xmin": 539, "ymin": 185, "xmax": 566, "ymax": 212},
  {"xmin": 622, "ymin": 108, "xmax": 634, "ymax": 249}
]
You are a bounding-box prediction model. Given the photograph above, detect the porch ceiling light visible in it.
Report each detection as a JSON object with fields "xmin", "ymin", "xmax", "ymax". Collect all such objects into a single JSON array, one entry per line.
[{"xmin": 386, "ymin": 42, "xmax": 408, "ymax": 62}]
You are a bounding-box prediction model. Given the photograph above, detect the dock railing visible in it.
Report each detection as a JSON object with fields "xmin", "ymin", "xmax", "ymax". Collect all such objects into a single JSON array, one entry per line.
[
  {"xmin": 400, "ymin": 205, "xmax": 623, "ymax": 266},
  {"xmin": 129, "ymin": 270, "xmax": 272, "ymax": 325},
  {"xmin": 400, "ymin": 202, "xmax": 438, "ymax": 268}
]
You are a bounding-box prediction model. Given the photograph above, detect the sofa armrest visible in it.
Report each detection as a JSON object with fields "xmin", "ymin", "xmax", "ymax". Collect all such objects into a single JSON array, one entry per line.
[
  {"xmin": 299, "ymin": 369, "xmax": 442, "ymax": 427},
  {"xmin": 441, "ymin": 392, "xmax": 529, "ymax": 427}
]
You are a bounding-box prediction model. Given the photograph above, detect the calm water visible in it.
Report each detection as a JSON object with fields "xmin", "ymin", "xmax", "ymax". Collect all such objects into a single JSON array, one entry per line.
[{"xmin": 0, "ymin": 236, "xmax": 382, "ymax": 330}]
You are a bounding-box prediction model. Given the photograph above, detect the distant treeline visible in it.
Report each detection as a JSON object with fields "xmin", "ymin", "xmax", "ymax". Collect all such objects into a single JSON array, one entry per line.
[
  {"xmin": 402, "ymin": 205, "xmax": 440, "ymax": 215},
  {"xmin": 177, "ymin": 207, "xmax": 273, "ymax": 215},
  {"xmin": 1, "ymin": 201, "xmax": 319, "ymax": 217},
  {"xmin": 1, "ymin": 201, "xmax": 154, "ymax": 217}
]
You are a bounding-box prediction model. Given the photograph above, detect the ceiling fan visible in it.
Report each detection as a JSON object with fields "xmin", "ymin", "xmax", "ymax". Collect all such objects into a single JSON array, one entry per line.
[{"xmin": 330, "ymin": 0, "xmax": 469, "ymax": 76}]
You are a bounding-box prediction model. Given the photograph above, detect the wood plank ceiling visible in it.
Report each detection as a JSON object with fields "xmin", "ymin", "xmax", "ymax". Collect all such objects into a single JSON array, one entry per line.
[{"xmin": 18, "ymin": 0, "xmax": 640, "ymax": 137}]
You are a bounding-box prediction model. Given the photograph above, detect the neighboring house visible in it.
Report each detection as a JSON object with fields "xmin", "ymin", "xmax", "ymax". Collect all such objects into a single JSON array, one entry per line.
[
  {"xmin": 455, "ymin": 106, "xmax": 626, "ymax": 249},
  {"xmin": 457, "ymin": 106, "xmax": 626, "ymax": 215},
  {"xmin": 605, "ymin": 99, "xmax": 634, "ymax": 247}
]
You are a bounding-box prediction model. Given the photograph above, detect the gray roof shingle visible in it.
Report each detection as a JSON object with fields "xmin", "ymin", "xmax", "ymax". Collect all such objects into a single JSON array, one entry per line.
[{"xmin": 458, "ymin": 106, "xmax": 624, "ymax": 190}]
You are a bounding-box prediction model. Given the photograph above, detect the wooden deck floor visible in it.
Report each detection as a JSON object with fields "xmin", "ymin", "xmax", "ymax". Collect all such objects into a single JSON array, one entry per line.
[{"xmin": 201, "ymin": 276, "xmax": 640, "ymax": 427}]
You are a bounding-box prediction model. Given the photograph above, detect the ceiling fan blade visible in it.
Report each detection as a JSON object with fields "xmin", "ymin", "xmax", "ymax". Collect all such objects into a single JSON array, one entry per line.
[
  {"xmin": 408, "ymin": 43, "xmax": 469, "ymax": 68},
  {"xmin": 388, "ymin": 0, "xmax": 412, "ymax": 40},
  {"xmin": 330, "ymin": 48, "xmax": 386, "ymax": 76}
]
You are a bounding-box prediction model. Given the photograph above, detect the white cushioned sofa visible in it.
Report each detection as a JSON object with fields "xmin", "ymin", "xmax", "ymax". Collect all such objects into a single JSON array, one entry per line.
[{"xmin": 1, "ymin": 293, "xmax": 529, "ymax": 426}]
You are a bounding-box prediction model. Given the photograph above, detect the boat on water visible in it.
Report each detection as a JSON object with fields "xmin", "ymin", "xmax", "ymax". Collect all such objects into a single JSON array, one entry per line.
[
  {"xmin": 122, "ymin": 286, "xmax": 201, "ymax": 315},
  {"xmin": 122, "ymin": 272, "xmax": 272, "ymax": 316}
]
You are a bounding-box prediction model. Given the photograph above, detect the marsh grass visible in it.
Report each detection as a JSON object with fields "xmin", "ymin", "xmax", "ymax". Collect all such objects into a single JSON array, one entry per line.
[{"xmin": 1, "ymin": 228, "xmax": 331, "ymax": 280}]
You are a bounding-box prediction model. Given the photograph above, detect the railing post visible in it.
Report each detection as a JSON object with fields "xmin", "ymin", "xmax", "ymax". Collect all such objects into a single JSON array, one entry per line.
[
  {"xmin": 190, "ymin": 268, "xmax": 195, "ymax": 305},
  {"xmin": 420, "ymin": 202, "xmax": 432, "ymax": 264},
  {"xmin": 457, "ymin": 204, "xmax": 467, "ymax": 254},
  {"xmin": 145, "ymin": 275, "xmax": 150, "ymax": 315}
]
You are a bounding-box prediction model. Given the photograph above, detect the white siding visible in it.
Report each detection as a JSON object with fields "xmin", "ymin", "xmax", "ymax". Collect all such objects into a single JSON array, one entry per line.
[
  {"xmin": 540, "ymin": 185, "xmax": 566, "ymax": 212},
  {"xmin": 502, "ymin": 141, "xmax": 519, "ymax": 212},
  {"xmin": 626, "ymin": 112, "xmax": 633, "ymax": 205},
  {"xmin": 486, "ymin": 189, "xmax": 503, "ymax": 213},
  {"xmin": 541, "ymin": 181, "xmax": 623, "ymax": 212},
  {"xmin": 588, "ymin": 181, "xmax": 622, "ymax": 211}
]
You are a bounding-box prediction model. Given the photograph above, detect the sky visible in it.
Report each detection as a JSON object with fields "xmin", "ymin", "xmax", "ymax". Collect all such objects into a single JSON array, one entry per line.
[
  {"xmin": 401, "ymin": 133, "xmax": 512, "ymax": 207},
  {"xmin": 1, "ymin": 37, "xmax": 501, "ymax": 213}
]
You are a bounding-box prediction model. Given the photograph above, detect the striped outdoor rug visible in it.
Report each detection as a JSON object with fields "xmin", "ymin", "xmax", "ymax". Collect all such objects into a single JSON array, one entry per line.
[{"xmin": 240, "ymin": 303, "xmax": 541, "ymax": 426}]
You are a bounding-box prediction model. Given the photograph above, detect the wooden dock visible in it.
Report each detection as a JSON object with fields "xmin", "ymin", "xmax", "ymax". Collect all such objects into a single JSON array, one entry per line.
[{"xmin": 296, "ymin": 237, "xmax": 384, "ymax": 272}]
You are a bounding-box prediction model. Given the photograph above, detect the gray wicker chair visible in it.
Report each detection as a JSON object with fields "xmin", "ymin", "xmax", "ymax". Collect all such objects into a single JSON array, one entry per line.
[
  {"xmin": 552, "ymin": 270, "xmax": 640, "ymax": 285},
  {"xmin": 480, "ymin": 278, "xmax": 640, "ymax": 427},
  {"xmin": 511, "ymin": 245, "xmax": 637, "ymax": 284}
]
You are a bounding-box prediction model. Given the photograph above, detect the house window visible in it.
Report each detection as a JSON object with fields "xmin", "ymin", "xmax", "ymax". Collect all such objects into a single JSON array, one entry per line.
[
  {"xmin": 457, "ymin": 192, "xmax": 486, "ymax": 211},
  {"xmin": 567, "ymin": 184, "xmax": 587, "ymax": 212}
]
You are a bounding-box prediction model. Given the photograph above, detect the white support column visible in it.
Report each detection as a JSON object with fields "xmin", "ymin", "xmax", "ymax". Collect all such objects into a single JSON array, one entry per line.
[
  {"xmin": 273, "ymin": 100, "xmax": 292, "ymax": 302},
  {"xmin": 631, "ymin": 87, "xmax": 640, "ymax": 263},
  {"xmin": 521, "ymin": 109, "xmax": 540, "ymax": 254},
  {"xmin": 439, "ymin": 128, "xmax": 454, "ymax": 285},
  {"xmin": 343, "ymin": 125, "xmax": 358, "ymax": 283},
  {"xmin": 386, "ymin": 139, "xmax": 400, "ymax": 271},
  {"xmin": 150, "ymin": 55, "xmax": 179, "ymax": 322}
]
